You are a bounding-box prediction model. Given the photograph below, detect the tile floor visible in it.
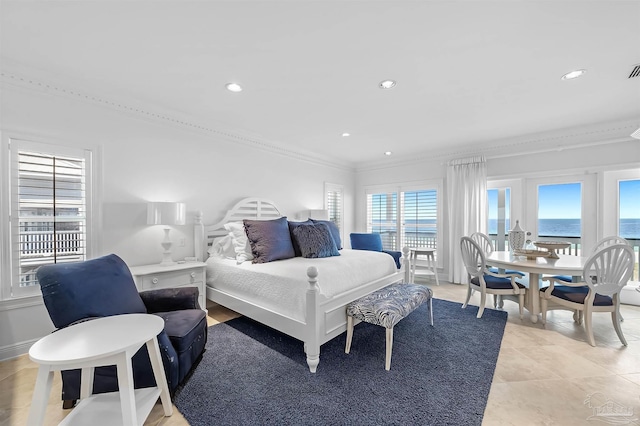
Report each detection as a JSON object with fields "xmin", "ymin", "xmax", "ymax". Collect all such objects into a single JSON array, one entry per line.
[{"xmin": 2, "ymin": 282, "xmax": 640, "ymax": 425}]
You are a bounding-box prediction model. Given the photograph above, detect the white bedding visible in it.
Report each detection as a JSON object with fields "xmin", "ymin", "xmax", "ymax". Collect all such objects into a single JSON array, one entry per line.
[{"xmin": 206, "ymin": 249, "xmax": 398, "ymax": 322}]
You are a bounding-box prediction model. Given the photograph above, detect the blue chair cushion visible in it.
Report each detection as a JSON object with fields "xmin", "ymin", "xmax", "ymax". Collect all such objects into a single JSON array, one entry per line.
[
  {"xmin": 471, "ymin": 275, "xmax": 525, "ymax": 290},
  {"xmin": 549, "ymin": 275, "xmax": 572, "ymax": 282},
  {"xmin": 155, "ymin": 309, "xmax": 208, "ymax": 383},
  {"xmin": 38, "ymin": 254, "xmax": 147, "ymax": 329},
  {"xmin": 540, "ymin": 285, "xmax": 613, "ymax": 306},
  {"xmin": 488, "ymin": 267, "xmax": 525, "ymax": 277}
]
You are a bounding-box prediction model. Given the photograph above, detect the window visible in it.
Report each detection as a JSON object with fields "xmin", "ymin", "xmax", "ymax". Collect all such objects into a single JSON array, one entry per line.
[
  {"xmin": 367, "ymin": 192, "xmax": 398, "ymax": 249},
  {"xmin": 5, "ymin": 138, "xmax": 93, "ymax": 299},
  {"xmin": 324, "ymin": 182, "xmax": 344, "ymax": 244},
  {"xmin": 619, "ymin": 179, "xmax": 640, "ymax": 281},
  {"xmin": 365, "ymin": 181, "xmax": 442, "ymax": 265},
  {"xmin": 402, "ymin": 190, "xmax": 437, "ymax": 249},
  {"xmin": 487, "ymin": 188, "xmax": 510, "ymax": 250}
]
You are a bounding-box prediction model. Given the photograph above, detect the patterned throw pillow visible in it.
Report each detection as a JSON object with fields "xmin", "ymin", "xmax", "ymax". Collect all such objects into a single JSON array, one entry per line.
[
  {"xmin": 292, "ymin": 223, "xmax": 340, "ymax": 258},
  {"xmin": 310, "ymin": 219, "xmax": 342, "ymax": 249}
]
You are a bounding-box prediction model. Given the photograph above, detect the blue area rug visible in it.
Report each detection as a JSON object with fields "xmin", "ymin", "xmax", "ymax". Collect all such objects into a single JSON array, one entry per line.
[{"xmin": 174, "ymin": 298, "xmax": 507, "ymax": 426}]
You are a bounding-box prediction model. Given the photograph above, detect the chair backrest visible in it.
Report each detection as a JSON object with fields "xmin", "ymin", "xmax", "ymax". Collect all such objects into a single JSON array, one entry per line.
[
  {"xmin": 460, "ymin": 236, "xmax": 486, "ymax": 279},
  {"xmin": 350, "ymin": 233, "xmax": 383, "ymax": 252},
  {"xmin": 585, "ymin": 244, "xmax": 634, "ymax": 296},
  {"xmin": 36, "ymin": 253, "xmax": 147, "ymax": 329},
  {"xmin": 592, "ymin": 236, "xmax": 630, "ymax": 254},
  {"xmin": 470, "ymin": 232, "xmax": 494, "ymax": 256}
]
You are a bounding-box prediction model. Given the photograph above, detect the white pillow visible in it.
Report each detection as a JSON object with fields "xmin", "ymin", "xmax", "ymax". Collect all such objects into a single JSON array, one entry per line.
[
  {"xmin": 208, "ymin": 234, "xmax": 236, "ymax": 259},
  {"xmin": 224, "ymin": 222, "xmax": 254, "ymax": 264}
]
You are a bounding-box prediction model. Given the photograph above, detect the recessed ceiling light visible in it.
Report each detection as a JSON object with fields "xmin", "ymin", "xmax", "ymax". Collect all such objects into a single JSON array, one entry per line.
[
  {"xmin": 225, "ymin": 82, "xmax": 243, "ymax": 92},
  {"xmin": 384, "ymin": 151, "xmax": 392, "ymax": 156},
  {"xmin": 342, "ymin": 132, "xmax": 350, "ymax": 137},
  {"xmin": 379, "ymin": 80, "xmax": 397, "ymax": 89},
  {"xmin": 561, "ymin": 69, "xmax": 586, "ymax": 80}
]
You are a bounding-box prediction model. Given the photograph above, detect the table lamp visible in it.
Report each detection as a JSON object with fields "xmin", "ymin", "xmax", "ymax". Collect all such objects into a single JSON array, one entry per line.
[
  {"xmin": 147, "ymin": 202, "xmax": 186, "ymax": 266},
  {"xmin": 308, "ymin": 209, "xmax": 330, "ymax": 220}
]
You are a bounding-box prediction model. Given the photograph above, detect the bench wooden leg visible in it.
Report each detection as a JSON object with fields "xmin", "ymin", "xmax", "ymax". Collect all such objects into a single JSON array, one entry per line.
[
  {"xmin": 345, "ymin": 316, "xmax": 354, "ymax": 354},
  {"xmin": 428, "ymin": 298, "xmax": 434, "ymax": 326},
  {"xmin": 385, "ymin": 327, "xmax": 394, "ymax": 371}
]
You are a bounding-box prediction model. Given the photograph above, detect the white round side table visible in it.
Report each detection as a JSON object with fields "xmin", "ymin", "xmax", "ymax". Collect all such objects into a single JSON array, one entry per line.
[{"xmin": 27, "ymin": 313, "xmax": 173, "ymax": 426}]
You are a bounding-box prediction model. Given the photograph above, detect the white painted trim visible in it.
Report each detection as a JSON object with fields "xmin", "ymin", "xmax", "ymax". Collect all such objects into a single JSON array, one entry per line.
[{"xmin": 0, "ymin": 338, "xmax": 38, "ymax": 361}]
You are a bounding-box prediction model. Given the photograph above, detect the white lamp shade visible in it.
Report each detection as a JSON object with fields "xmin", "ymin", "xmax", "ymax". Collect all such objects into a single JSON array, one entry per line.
[
  {"xmin": 147, "ymin": 202, "xmax": 186, "ymax": 226},
  {"xmin": 308, "ymin": 209, "xmax": 330, "ymax": 220}
]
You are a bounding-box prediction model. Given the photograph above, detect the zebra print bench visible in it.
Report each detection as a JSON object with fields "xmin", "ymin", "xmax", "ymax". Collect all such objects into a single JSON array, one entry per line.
[{"xmin": 345, "ymin": 283, "xmax": 434, "ymax": 370}]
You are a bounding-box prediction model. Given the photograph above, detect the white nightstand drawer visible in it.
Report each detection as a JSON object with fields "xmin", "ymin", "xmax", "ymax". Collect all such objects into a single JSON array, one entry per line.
[
  {"xmin": 129, "ymin": 262, "xmax": 207, "ymax": 313},
  {"xmin": 139, "ymin": 269, "xmax": 204, "ymax": 290}
]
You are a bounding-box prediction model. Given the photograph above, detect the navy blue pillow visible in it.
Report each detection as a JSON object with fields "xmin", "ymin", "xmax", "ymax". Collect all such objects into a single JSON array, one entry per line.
[
  {"xmin": 292, "ymin": 223, "xmax": 340, "ymax": 258},
  {"xmin": 310, "ymin": 219, "xmax": 342, "ymax": 249},
  {"xmin": 244, "ymin": 217, "xmax": 296, "ymax": 263}
]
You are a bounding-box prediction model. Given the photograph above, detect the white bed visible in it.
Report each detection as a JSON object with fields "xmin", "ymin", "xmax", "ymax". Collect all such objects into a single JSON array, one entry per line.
[{"xmin": 195, "ymin": 197, "xmax": 410, "ymax": 372}]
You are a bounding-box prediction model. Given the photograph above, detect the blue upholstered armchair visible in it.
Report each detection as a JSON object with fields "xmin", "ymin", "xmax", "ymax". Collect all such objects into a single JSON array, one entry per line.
[
  {"xmin": 36, "ymin": 254, "xmax": 208, "ymax": 408},
  {"xmin": 350, "ymin": 233, "xmax": 402, "ymax": 268}
]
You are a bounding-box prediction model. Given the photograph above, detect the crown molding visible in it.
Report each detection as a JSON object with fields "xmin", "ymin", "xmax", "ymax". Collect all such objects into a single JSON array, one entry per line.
[
  {"xmin": 355, "ymin": 119, "xmax": 640, "ymax": 173},
  {"xmin": 1, "ymin": 69, "xmax": 354, "ymax": 172}
]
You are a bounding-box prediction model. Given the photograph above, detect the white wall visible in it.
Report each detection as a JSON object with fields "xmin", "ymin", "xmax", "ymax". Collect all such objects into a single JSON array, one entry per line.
[{"xmin": 0, "ymin": 82, "xmax": 355, "ymax": 359}]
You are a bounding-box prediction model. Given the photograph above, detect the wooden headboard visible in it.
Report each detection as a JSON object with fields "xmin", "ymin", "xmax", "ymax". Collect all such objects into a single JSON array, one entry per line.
[{"xmin": 194, "ymin": 197, "xmax": 282, "ymax": 261}]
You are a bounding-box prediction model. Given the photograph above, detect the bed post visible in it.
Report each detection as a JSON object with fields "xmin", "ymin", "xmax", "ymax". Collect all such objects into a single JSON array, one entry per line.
[
  {"xmin": 305, "ymin": 266, "xmax": 320, "ymax": 373},
  {"xmin": 402, "ymin": 246, "xmax": 411, "ymax": 283},
  {"xmin": 194, "ymin": 211, "xmax": 204, "ymax": 262}
]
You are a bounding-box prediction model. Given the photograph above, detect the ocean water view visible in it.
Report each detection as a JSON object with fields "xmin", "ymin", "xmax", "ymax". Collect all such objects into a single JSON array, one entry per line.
[
  {"xmin": 373, "ymin": 219, "xmax": 640, "ymax": 239},
  {"xmin": 488, "ymin": 219, "xmax": 640, "ymax": 239}
]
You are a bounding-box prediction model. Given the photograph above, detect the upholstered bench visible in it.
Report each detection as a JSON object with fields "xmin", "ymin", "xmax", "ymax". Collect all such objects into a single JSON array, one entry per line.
[{"xmin": 345, "ymin": 283, "xmax": 434, "ymax": 370}]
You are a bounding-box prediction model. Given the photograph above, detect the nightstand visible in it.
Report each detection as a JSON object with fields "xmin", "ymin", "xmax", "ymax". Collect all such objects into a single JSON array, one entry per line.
[{"xmin": 129, "ymin": 262, "xmax": 207, "ymax": 313}]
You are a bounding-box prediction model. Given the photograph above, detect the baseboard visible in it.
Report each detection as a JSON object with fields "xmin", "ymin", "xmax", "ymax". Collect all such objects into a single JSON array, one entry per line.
[
  {"xmin": 0, "ymin": 338, "xmax": 37, "ymax": 362},
  {"xmin": 620, "ymin": 284, "xmax": 640, "ymax": 306}
]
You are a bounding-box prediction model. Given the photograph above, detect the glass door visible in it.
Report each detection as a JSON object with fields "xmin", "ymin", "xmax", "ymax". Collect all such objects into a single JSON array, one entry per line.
[{"xmin": 525, "ymin": 174, "xmax": 597, "ymax": 255}]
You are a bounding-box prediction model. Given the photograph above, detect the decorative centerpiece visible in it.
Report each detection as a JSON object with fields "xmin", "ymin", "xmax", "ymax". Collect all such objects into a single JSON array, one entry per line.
[
  {"xmin": 533, "ymin": 241, "xmax": 571, "ymax": 259},
  {"xmin": 508, "ymin": 220, "xmax": 526, "ymax": 251},
  {"xmin": 513, "ymin": 248, "xmax": 550, "ymax": 259}
]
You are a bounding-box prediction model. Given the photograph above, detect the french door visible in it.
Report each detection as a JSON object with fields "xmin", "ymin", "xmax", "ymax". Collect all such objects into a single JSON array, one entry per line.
[{"xmin": 525, "ymin": 174, "xmax": 597, "ymax": 255}]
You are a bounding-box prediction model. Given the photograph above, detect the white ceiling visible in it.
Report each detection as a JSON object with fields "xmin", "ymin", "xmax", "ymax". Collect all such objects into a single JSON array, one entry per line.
[{"xmin": 1, "ymin": 1, "xmax": 639, "ymax": 168}]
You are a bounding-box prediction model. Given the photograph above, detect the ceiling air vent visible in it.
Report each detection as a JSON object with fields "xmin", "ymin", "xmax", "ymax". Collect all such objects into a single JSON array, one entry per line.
[{"xmin": 629, "ymin": 64, "xmax": 640, "ymax": 78}]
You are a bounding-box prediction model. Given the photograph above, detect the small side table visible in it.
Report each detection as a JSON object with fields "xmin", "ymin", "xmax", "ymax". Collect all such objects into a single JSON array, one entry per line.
[
  {"xmin": 27, "ymin": 314, "xmax": 173, "ymax": 426},
  {"xmin": 409, "ymin": 248, "xmax": 440, "ymax": 285}
]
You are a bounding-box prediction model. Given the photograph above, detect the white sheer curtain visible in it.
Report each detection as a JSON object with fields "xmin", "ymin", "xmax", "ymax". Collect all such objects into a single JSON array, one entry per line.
[{"xmin": 447, "ymin": 156, "xmax": 487, "ymax": 284}]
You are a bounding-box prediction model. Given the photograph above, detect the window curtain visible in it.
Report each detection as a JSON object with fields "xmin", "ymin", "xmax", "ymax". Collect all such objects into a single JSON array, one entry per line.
[{"xmin": 447, "ymin": 156, "xmax": 487, "ymax": 284}]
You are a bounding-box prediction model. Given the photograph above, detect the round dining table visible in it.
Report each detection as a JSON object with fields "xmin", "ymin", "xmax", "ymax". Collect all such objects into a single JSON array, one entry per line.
[{"xmin": 485, "ymin": 251, "xmax": 587, "ymax": 323}]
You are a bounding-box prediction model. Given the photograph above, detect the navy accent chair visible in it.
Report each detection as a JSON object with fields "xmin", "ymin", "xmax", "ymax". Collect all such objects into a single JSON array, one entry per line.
[
  {"xmin": 460, "ymin": 236, "xmax": 526, "ymax": 319},
  {"xmin": 350, "ymin": 233, "xmax": 402, "ymax": 269},
  {"xmin": 36, "ymin": 254, "xmax": 208, "ymax": 408}
]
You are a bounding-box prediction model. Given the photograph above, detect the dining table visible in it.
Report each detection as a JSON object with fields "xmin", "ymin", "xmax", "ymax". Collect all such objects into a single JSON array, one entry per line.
[{"xmin": 485, "ymin": 251, "xmax": 588, "ymax": 323}]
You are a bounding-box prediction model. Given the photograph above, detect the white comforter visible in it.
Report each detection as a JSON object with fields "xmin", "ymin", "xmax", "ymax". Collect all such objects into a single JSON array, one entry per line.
[{"xmin": 206, "ymin": 249, "xmax": 398, "ymax": 322}]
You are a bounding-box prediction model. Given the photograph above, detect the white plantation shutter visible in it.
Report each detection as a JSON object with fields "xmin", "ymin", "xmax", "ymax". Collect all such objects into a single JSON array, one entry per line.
[
  {"xmin": 401, "ymin": 190, "xmax": 437, "ymax": 249},
  {"xmin": 366, "ymin": 192, "xmax": 398, "ymax": 250},
  {"xmin": 365, "ymin": 181, "xmax": 442, "ymax": 261},
  {"xmin": 10, "ymin": 141, "xmax": 90, "ymax": 297}
]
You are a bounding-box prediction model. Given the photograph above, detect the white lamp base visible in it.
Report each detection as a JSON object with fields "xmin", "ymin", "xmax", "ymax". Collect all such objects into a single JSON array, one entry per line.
[{"xmin": 160, "ymin": 228, "xmax": 176, "ymax": 266}]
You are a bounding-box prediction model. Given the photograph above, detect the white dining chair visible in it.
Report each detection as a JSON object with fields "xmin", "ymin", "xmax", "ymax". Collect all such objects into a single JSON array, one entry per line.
[
  {"xmin": 470, "ymin": 232, "xmax": 524, "ymax": 309},
  {"xmin": 540, "ymin": 244, "xmax": 634, "ymax": 346},
  {"xmin": 460, "ymin": 236, "xmax": 526, "ymax": 319}
]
